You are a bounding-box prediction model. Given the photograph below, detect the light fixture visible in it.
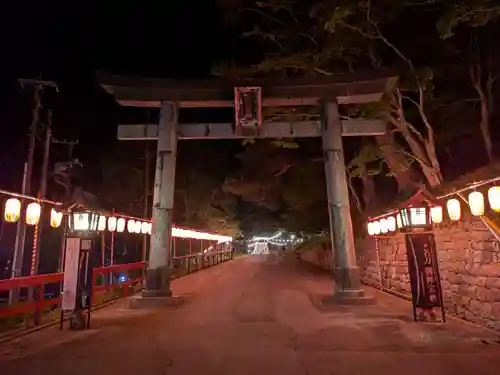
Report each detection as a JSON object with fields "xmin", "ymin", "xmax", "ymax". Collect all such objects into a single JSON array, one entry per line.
[
  {"xmin": 380, "ymin": 218, "xmax": 388, "ymax": 233},
  {"xmin": 50, "ymin": 208, "xmax": 63, "ymax": 228},
  {"xmin": 26, "ymin": 202, "xmax": 41, "ymax": 226},
  {"xmin": 367, "ymin": 222, "xmax": 375, "ymax": 236},
  {"xmin": 468, "ymin": 191, "xmax": 485, "ymax": 216},
  {"xmin": 446, "ymin": 199, "xmax": 461, "ymax": 221},
  {"xmin": 488, "ymin": 186, "xmax": 500, "ymax": 211},
  {"xmin": 68, "ymin": 210, "xmax": 99, "ymax": 232},
  {"xmin": 4, "ymin": 198, "xmax": 21, "ymax": 223},
  {"xmin": 127, "ymin": 219, "xmax": 135, "ymax": 233},
  {"xmin": 398, "ymin": 205, "xmax": 430, "ymax": 229},
  {"xmin": 372, "ymin": 220, "xmax": 381, "ymax": 235},
  {"xmin": 116, "ymin": 218, "xmax": 126, "ymax": 233},
  {"xmin": 141, "ymin": 221, "xmax": 149, "ymax": 234},
  {"xmin": 108, "ymin": 217, "xmax": 117, "ymax": 232},
  {"xmin": 386, "ymin": 216, "xmax": 396, "ymax": 232},
  {"xmin": 97, "ymin": 215, "xmax": 107, "ymax": 231},
  {"xmin": 134, "ymin": 220, "xmax": 142, "ymax": 234},
  {"xmin": 430, "ymin": 206, "xmax": 443, "ymax": 224}
]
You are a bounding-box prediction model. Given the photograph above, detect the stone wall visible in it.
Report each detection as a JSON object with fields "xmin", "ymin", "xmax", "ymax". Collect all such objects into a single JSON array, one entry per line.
[{"xmin": 299, "ymin": 214, "xmax": 500, "ymax": 331}]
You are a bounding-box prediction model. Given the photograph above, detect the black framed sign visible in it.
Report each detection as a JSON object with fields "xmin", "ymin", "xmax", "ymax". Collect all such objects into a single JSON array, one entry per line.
[{"xmin": 404, "ymin": 232, "xmax": 446, "ymax": 322}]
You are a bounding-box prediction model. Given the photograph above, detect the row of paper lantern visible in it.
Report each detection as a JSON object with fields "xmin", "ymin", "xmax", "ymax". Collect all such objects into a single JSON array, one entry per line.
[
  {"xmin": 367, "ymin": 187, "xmax": 500, "ymax": 235},
  {"xmin": 3, "ymin": 198, "xmax": 152, "ymax": 234}
]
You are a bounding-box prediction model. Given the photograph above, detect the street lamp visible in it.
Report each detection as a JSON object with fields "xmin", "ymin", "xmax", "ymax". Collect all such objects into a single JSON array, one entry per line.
[
  {"xmin": 398, "ymin": 205, "xmax": 431, "ymax": 230},
  {"xmin": 68, "ymin": 210, "xmax": 99, "ymax": 235}
]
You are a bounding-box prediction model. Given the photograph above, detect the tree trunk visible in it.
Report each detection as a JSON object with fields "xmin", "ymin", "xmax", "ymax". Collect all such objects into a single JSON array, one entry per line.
[
  {"xmin": 470, "ymin": 64, "xmax": 494, "ymax": 163},
  {"xmin": 374, "ymin": 132, "xmax": 416, "ymax": 192}
]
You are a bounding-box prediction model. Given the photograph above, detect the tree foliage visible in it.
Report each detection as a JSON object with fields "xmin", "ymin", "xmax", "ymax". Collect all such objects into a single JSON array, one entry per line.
[{"xmin": 216, "ymin": 0, "xmax": 500, "ymax": 225}]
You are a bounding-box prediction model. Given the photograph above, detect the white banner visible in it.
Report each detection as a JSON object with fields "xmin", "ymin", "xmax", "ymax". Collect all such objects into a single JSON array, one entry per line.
[{"xmin": 62, "ymin": 237, "xmax": 81, "ymax": 311}]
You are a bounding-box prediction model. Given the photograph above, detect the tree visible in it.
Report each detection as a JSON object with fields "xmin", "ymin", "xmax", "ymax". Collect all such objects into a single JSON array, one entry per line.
[{"xmin": 216, "ymin": 0, "xmax": 500, "ymax": 217}]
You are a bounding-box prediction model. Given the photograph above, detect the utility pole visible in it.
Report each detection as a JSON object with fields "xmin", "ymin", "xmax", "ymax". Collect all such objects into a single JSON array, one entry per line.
[
  {"xmin": 9, "ymin": 84, "xmax": 41, "ymax": 305},
  {"xmin": 142, "ymin": 142, "xmax": 150, "ymax": 261},
  {"xmin": 9, "ymin": 78, "xmax": 58, "ymax": 307},
  {"xmin": 31, "ymin": 109, "xmax": 53, "ymax": 277}
]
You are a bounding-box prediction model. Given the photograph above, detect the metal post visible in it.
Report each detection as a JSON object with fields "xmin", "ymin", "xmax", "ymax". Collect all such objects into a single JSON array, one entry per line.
[
  {"xmin": 322, "ymin": 102, "xmax": 364, "ymax": 300},
  {"xmin": 143, "ymin": 102, "xmax": 178, "ymax": 298}
]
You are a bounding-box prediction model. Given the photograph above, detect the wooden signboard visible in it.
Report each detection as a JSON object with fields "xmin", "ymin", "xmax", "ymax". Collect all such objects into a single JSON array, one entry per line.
[{"xmin": 404, "ymin": 232, "xmax": 446, "ymax": 322}]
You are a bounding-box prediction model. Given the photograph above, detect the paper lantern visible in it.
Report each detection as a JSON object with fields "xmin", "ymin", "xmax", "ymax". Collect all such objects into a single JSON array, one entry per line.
[
  {"xmin": 146, "ymin": 222, "xmax": 152, "ymax": 235},
  {"xmin": 430, "ymin": 206, "xmax": 443, "ymax": 224},
  {"xmin": 127, "ymin": 219, "xmax": 135, "ymax": 233},
  {"xmin": 141, "ymin": 221, "xmax": 149, "ymax": 234},
  {"xmin": 468, "ymin": 191, "xmax": 485, "ymax": 216},
  {"xmin": 108, "ymin": 217, "xmax": 117, "ymax": 232},
  {"xmin": 134, "ymin": 220, "xmax": 142, "ymax": 233},
  {"xmin": 386, "ymin": 216, "xmax": 396, "ymax": 232},
  {"xmin": 4, "ymin": 198, "xmax": 21, "ymax": 223},
  {"xmin": 380, "ymin": 218, "xmax": 388, "ymax": 233},
  {"xmin": 372, "ymin": 221, "xmax": 381, "ymax": 235},
  {"xmin": 367, "ymin": 222, "xmax": 375, "ymax": 236},
  {"xmin": 117, "ymin": 218, "xmax": 126, "ymax": 233},
  {"xmin": 50, "ymin": 209, "xmax": 63, "ymax": 228},
  {"xmin": 98, "ymin": 215, "xmax": 107, "ymax": 231},
  {"xmin": 488, "ymin": 186, "xmax": 500, "ymax": 212},
  {"xmin": 446, "ymin": 199, "xmax": 461, "ymax": 221},
  {"xmin": 26, "ymin": 202, "xmax": 41, "ymax": 226}
]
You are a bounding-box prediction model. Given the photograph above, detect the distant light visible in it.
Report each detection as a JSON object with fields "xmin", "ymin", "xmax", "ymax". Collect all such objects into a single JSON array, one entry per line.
[{"xmin": 119, "ymin": 275, "xmax": 127, "ymax": 283}]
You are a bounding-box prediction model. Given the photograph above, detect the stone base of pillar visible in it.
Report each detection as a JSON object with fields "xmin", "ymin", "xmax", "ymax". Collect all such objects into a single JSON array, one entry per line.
[
  {"xmin": 128, "ymin": 295, "xmax": 182, "ymax": 309},
  {"xmin": 143, "ymin": 266, "xmax": 173, "ymax": 297},
  {"xmin": 323, "ymin": 290, "xmax": 375, "ymax": 305},
  {"xmin": 325, "ymin": 266, "xmax": 376, "ymax": 305}
]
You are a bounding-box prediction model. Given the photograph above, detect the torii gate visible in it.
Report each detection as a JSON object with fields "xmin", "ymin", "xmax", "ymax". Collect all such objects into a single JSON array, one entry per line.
[{"xmin": 99, "ymin": 70, "xmax": 397, "ymax": 305}]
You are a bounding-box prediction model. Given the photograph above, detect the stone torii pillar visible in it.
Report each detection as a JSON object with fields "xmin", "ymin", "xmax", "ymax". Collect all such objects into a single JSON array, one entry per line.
[
  {"xmin": 322, "ymin": 102, "xmax": 366, "ymax": 303},
  {"xmin": 137, "ymin": 102, "xmax": 178, "ymax": 304}
]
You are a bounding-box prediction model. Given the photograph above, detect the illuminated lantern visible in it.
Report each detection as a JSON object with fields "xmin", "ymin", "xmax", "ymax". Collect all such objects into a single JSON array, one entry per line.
[
  {"xmin": 399, "ymin": 206, "xmax": 430, "ymax": 229},
  {"xmin": 117, "ymin": 218, "xmax": 126, "ymax": 233},
  {"xmin": 127, "ymin": 219, "xmax": 135, "ymax": 233},
  {"xmin": 372, "ymin": 221, "xmax": 381, "ymax": 235},
  {"xmin": 367, "ymin": 222, "xmax": 374, "ymax": 235},
  {"xmin": 468, "ymin": 191, "xmax": 485, "ymax": 216},
  {"xmin": 108, "ymin": 217, "xmax": 117, "ymax": 232},
  {"xmin": 396, "ymin": 214, "xmax": 402, "ymax": 228},
  {"xmin": 488, "ymin": 186, "xmax": 500, "ymax": 212},
  {"xmin": 380, "ymin": 218, "xmax": 388, "ymax": 233},
  {"xmin": 98, "ymin": 215, "xmax": 107, "ymax": 231},
  {"xmin": 141, "ymin": 221, "xmax": 149, "ymax": 234},
  {"xmin": 134, "ymin": 220, "xmax": 142, "ymax": 234},
  {"xmin": 386, "ymin": 216, "xmax": 396, "ymax": 232},
  {"xmin": 69, "ymin": 210, "xmax": 99, "ymax": 232},
  {"xmin": 430, "ymin": 206, "xmax": 443, "ymax": 224},
  {"xmin": 4, "ymin": 198, "xmax": 21, "ymax": 223},
  {"xmin": 26, "ymin": 202, "xmax": 41, "ymax": 226},
  {"xmin": 50, "ymin": 209, "xmax": 63, "ymax": 228},
  {"xmin": 446, "ymin": 199, "xmax": 461, "ymax": 221},
  {"xmin": 146, "ymin": 222, "xmax": 152, "ymax": 235}
]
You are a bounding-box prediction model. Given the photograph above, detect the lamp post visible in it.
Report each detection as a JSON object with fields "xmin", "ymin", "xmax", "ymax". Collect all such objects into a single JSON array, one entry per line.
[
  {"xmin": 398, "ymin": 205, "xmax": 432, "ymax": 231},
  {"xmin": 62, "ymin": 209, "xmax": 100, "ymax": 330}
]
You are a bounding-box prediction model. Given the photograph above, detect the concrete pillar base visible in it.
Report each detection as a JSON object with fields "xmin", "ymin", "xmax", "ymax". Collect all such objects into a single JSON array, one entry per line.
[
  {"xmin": 322, "ymin": 289, "xmax": 376, "ymax": 306},
  {"xmin": 143, "ymin": 266, "xmax": 172, "ymax": 298},
  {"xmin": 128, "ymin": 295, "xmax": 182, "ymax": 310}
]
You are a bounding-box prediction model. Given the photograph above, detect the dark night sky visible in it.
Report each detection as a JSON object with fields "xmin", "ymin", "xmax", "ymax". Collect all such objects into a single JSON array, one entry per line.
[{"xmin": 0, "ymin": 2, "xmax": 234, "ymax": 189}]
